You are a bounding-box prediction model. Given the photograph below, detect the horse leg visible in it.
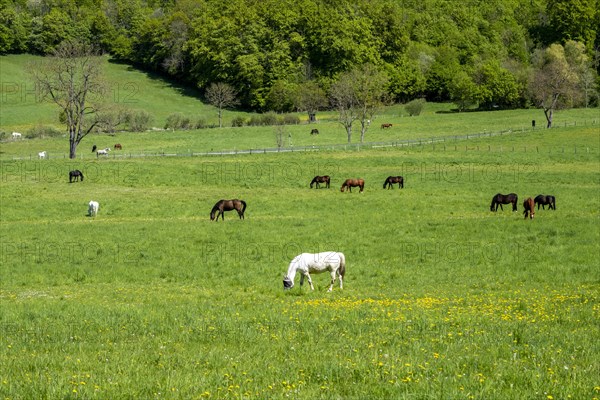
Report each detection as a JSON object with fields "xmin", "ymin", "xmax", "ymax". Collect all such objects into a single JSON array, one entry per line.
[
  {"xmin": 328, "ymin": 271, "xmax": 336, "ymax": 292},
  {"xmin": 219, "ymin": 211, "xmax": 224, "ymax": 221}
]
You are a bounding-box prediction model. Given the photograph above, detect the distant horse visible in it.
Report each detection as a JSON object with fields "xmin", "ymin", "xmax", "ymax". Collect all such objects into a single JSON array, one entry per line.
[
  {"xmin": 490, "ymin": 193, "xmax": 518, "ymax": 212},
  {"xmin": 523, "ymin": 197, "xmax": 535, "ymax": 219},
  {"xmin": 310, "ymin": 175, "xmax": 330, "ymax": 189},
  {"xmin": 341, "ymin": 178, "xmax": 364, "ymax": 193},
  {"xmin": 96, "ymin": 148, "xmax": 110, "ymax": 157},
  {"xmin": 88, "ymin": 200, "xmax": 99, "ymax": 217},
  {"xmin": 210, "ymin": 199, "xmax": 247, "ymax": 221},
  {"xmin": 534, "ymin": 194, "xmax": 556, "ymax": 210},
  {"xmin": 383, "ymin": 176, "xmax": 404, "ymax": 189},
  {"xmin": 283, "ymin": 251, "xmax": 346, "ymax": 292},
  {"xmin": 310, "ymin": 129, "xmax": 319, "ymax": 135},
  {"xmin": 38, "ymin": 151, "xmax": 46, "ymax": 159},
  {"xmin": 114, "ymin": 143, "xmax": 122, "ymax": 150},
  {"xmin": 69, "ymin": 170, "xmax": 84, "ymax": 183},
  {"xmin": 92, "ymin": 145, "xmax": 97, "ymax": 153},
  {"xmin": 11, "ymin": 132, "xmax": 22, "ymax": 139},
  {"xmin": 381, "ymin": 123, "xmax": 393, "ymax": 129}
]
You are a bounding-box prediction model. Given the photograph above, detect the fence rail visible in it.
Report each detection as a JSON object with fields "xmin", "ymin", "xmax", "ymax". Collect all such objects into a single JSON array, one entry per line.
[{"xmin": 9, "ymin": 118, "xmax": 599, "ymax": 161}]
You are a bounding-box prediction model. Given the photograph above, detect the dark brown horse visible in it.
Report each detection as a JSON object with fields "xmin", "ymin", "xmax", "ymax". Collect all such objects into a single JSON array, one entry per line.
[
  {"xmin": 210, "ymin": 199, "xmax": 247, "ymax": 221},
  {"xmin": 310, "ymin": 128, "xmax": 319, "ymax": 135},
  {"xmin": 381, "ymin": 123, "xmax": 393, "ymax": 129},
  {"xmin": 310, "ymin": 175, "xmax": 330, "ymax": 189},
  {"xmin": 523, "ymin": 197, "xmax": 535, "ymax": 219},
  {"xmin": 69, "ymin": 170, "xmax": 84, "ymax": 183},
  {"xmin": 490, "ymin": 193, "xmax": 518, "ymax": 212},
  {"xmin": 383, "ymin": 176, "xmax": 404, "ymax": 189},
  {"xmin": 114, "ymin": 143, "xmax": 122, "ymax": 150},
  {"xmin": 534, "ymin": 194, "xmax": 556, "ymax": 210},
  {"xmin": 341, "ymin": 178, "xmax": 364, "ymax": 193}
]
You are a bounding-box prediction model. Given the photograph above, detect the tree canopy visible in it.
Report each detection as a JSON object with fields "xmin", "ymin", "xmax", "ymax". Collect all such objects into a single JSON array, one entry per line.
[{"xmin": 1, "ymin": 0, "xmax": 598, "ymax": 111}]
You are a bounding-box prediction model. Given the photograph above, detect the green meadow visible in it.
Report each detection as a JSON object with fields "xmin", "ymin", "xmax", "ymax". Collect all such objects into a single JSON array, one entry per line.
[
  {"xmin": 1, "ymin": 54, "xmax": 600, "ymax": 399},
  {"xmin": 1, "ymin": 124, "xmax": 599, "ymax": 399}
]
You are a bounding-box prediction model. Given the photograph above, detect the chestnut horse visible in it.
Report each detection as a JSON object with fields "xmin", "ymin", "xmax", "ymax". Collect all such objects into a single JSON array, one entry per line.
[
  {"xmin": 381, "ymin": 123, "xmax": 392, "ymax": 129},
  {"xmin": 310, "ymin": 175, "xmax": 330, "ymax": 189},
  {"xmin": 534, "ymin": 194, "xmax": 556, "ymax": 210},
  {"xmin": 490, "ymin": 193, "xmax": 518, "ymax": 212},
  {"xmin": 383, "ymin": 176, "xmax": 404, "ymax": 189},
  {"xmin": 114, "ymin": 143, "xmax": 122, "ymax": 150},
  {"xmin": 210, "ymin": 199, "xmax": 247, "ymax": 221},
  {"xmin": 523, "ymin": 197, "xmax": 535, "ymax": 219},
  {"xmin": 341, "ymin": 178, "xmax": 364, "ymax": 193}
]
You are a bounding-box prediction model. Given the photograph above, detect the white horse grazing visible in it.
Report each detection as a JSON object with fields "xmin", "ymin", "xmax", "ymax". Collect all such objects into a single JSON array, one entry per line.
[
  {"xmin": 283, "ymin": 251, "xmax": 346, "ymax": 292},
  {"xmin": 96, "ymin": 148, "xmax": 110, "ymax": 156},
  {"xmin": 88, "ymin": 200, "xmax": 99, "ymax": 217},
  {"xmin": 12, "ymin": 132, "xmax": 22, "ymax": 139},
  {"xmin": 38, "ymin": 151, "xmax": 46, "ymax": 159}
]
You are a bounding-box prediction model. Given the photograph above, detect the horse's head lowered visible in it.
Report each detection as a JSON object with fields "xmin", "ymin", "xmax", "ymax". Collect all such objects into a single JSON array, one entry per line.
[{"xmin": 283, "ymin": 276, "xmax": 294, "ymax": 290}]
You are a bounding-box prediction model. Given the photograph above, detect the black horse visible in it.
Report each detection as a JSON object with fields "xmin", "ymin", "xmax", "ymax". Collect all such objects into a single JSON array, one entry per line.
[
  {"xmin": 383, "ymin": 176, "xmax": 404, "ymax": 189},
  {"xmin": 310, "ymin": 129, "xmax": 319, "ymax": 135},
  {"xmin": 69, "ymin": 170, "xmax": 84, "ymax": 183},
  {"xmin": 210, "ymin": 199, "xmax": 247, "ymax": 221},
  {"xmin": 310, "ymin": 175, "xmax": 330, "ymax": 189},
  {"xmin": 490, "ymin": 193, "xmax": 518, "ymax": 212},
  {"xmin": 534, "ymin": 194, "xmax": 556, "ymax": 210},
  {"xmin": 92, "ymin": 145, "xmax": 97, "ymax": 153}
]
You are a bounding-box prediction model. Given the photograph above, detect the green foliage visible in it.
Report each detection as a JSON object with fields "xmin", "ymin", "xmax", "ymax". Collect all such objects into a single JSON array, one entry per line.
[{"xmin": 404, "ymin": 98, "xmax": 426, "ymax": 116}]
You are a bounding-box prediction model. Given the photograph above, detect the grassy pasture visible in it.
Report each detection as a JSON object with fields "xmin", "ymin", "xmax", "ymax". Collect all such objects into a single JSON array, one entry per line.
[{"xmin": 1, "ymin": 124, "xmax": 599, "ymax": 399}]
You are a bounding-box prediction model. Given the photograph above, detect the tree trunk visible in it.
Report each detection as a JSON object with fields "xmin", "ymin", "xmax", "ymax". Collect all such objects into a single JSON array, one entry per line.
[
  {"xmin": 346, "ymin": 126, "xmax": 352, "ymax": 143},
  {"xmin": 69, "ymin": 129, "xmax": 77, "ymax": 159},
  {"xmin": 218, "ymin": 107, "xmax": 223, "ymax": 128}
]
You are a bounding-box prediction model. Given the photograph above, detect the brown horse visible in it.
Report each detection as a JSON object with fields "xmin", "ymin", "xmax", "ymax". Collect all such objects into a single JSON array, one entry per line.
[
  {"xmin": 310, "ymin": 175, "xmax": 330, "ymax": 189},
  {"xmin": 523, "ymin": 197, "xmax": 535, "ymax": 219},
  {"xmin": 114, "ymin": 143, "xmax": 122, "ymax": 150},
  {"xmin": 534, "ymin": 194, "xmax": 556, "ymax": 210},
  {"xmin": 381, "ymin": 123, "xmax": 392, "ymax": 129},
  {"xmin": 383, "ymin": 176, "xmax": 404, "ymax": 189},
  {"xmin": 341, "ymin": 178, "xmax": 364, "ymax": 193},
  {"xmin": 490, "ymin": 193, "xmax": 518, "ymax": 212},
  {"xmin": 210, "ymin": 199, "xmax": 247, "ymax": 221}
]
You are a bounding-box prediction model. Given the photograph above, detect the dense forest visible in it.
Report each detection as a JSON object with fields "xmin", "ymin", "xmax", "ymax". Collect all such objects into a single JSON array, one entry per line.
[{"xmin": 1, "ymin": 0, "xmax": 598, "ymax": 112}]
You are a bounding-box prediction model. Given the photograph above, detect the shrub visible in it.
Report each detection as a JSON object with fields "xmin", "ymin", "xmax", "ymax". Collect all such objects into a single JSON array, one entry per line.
[
  {"xmin": 129, "ymin": 110, "xmax": 153, "ymax": 132},
  {"xmin": 231, "ymin": 116, "xmax": 245, "ymax": 127},
  {"xmin": 282, "ymin": 114, "xmax": 300, "ymax": 125},
  {"xmin": 165, "ymin": 112, "xmax": 185, "ymax": 130},
  {"xmin": 195, "ymin": 118, "xmax": 207, "ymax": 129},
  {"xmin": 405, "ymin": 98, "xmax": 426, "ymax": 116},
  {"xmin": 261, "ymin": 112, "xmax": 279, "ymax": 126},
  {"xmin": 25, "ymin": 125, "xmax": 63, "ymax": 139}
]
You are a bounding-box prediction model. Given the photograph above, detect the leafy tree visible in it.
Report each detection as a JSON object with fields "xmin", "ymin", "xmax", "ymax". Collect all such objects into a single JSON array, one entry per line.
[
  {"xmin": 294, "ymin": 80, "xmax": 328, "ymax": 123},
  {"xmin": 529, "ymin": 43, "xmax": 580, "ymax": 128},
  {"xmin": 473, "ymin": 61, "xmax": 521, "ymax": 109},
  {"xmin": 205, "ymin": 82, "xmax": 239, "ymax": 128},
  {"xmin": 448, "ymin": 70, "xmax": 478, "ymax": 111},
  {"xmin": 28, "ymin": 40, "xmax": 106, "ymax": 158}
]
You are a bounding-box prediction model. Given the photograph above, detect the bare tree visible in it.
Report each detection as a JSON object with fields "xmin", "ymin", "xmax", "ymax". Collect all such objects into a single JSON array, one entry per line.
[
  {"xmin": 330, "ymin": 64, "xmax": 388, "ymax": 143},
  {"xmin": 205, "ymin": 82, "xmax": 239, "ymax": 128},
  {"xmin": 28, "ymin": 40, "xmax": 106, "ymax": 158}
]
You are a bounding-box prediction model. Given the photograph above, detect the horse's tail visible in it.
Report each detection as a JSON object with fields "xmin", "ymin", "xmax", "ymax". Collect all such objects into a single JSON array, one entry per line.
[
  {"xmin": 241, "ymin": 200, "xmax": 247, "ymax": 213},
  {"xmin": 337, "ymin": 252, "xmax": 346, "ymax": 278}
]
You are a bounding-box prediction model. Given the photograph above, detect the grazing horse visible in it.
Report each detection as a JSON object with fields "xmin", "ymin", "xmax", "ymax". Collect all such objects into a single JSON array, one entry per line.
[
  {"xmin": 383, "ymin": 176, "xmax": 404, "ymax": 189},
  {"xmin": 38, "ymin": 151, "xmax": 46, "ymax": 159},
  {"xmin": 69, "ymin": 170, "xmax": 84, "ymax": 183},
  {"xmin": 88, "ymin": 200, "xmax": 99, "ymax": 217},
  {"xmin": 96, "ymin": 148, "xmax": 110, "ymax": 157},
  {"xmin": 310, "ymin": 129, "xmax": 319, "ymax": 135},
  {"xmin": 210, "ymin": 199, "xmax": 247, "ymax": 221},
  {"xmin": 92, "ymin": 145, "xmax": 97, "ymax": 153},
  {"xmin": 381, "ymin": 123, "xmax": 393, "ymax": 129},
  {"xmin": 490, "ymin": 193, "xmax": 518, "ymax": 212},
  {"xmin": 534, "ymin": 194, "xmax": 556, "ymax": 210},
  {"xmin": 11, "ymin": 132, "xmax": 22, "ymax": 139},
  {"xmin": 523, "ymin": 197, "xmax": 535, "ymax": 219},
  {"xmin": 283, "ymin": 251, "xmax": 346, "ymax": 292},
  {"xmin": 310, "ymin": 175, "xmax": 330, "ymax": 189},
  {"xmin": 341, "ymin": 178, "xmax": 364, "ymax": 193},
  {"xmin": 114, "ymin": 143, "xmax": 122, "ymax": 150}
]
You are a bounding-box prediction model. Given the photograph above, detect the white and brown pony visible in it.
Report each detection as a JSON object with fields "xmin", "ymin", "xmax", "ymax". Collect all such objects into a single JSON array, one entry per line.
[{"xmin": 283, "ymin": 251, "xmax": 346, "ymax": 292}]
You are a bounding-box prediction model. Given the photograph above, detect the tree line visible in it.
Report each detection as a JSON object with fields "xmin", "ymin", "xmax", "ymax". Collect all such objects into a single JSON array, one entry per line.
[{"xmin": 2, "ymin": 0, "xmax": 599, "ymax": 119}]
